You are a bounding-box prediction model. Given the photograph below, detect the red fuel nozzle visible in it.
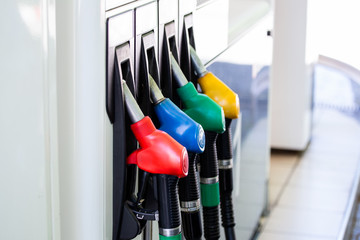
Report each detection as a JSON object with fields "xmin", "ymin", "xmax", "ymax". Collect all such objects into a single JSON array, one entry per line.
[
  {"xmin": 122, "ymin": 80, "xmax": 188, "ymax": 178},
  {"xmin": 127, "ymin": 117, "xmax": 188, "ymax": 178}
]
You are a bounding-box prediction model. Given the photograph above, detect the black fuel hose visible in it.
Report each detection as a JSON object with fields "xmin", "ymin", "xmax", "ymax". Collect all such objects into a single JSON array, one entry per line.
[
  {"xmin": 217, "ymin": 118, "xmax": 236, "ymax": 240},
  {"xmin": 178, "ymin": 152, "xmax": 202, "ymax": 240},
  {"xmin": 157, "ymin": 174, "xmax": 182, "ymax": 240},
  {"xmin": 200, "ymin": 131, "xmax": 220, "ymax": 240}
]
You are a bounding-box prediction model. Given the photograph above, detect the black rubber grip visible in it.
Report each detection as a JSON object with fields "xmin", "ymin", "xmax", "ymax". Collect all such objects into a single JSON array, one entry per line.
[
  {"xmin": 181, "ymin": 211, "xmax": 202, "ymax": 240},
  {"xmin": 157, "ymin": 174, "xmax": 181, "ymax": 229},
  {"xmin": 219, "ymin": 168, "xmax": 234, "ymax": 196},
  {"xmin": 203, "ymin": 206, "xmax": 220, "ymax": 240},
  {"xmin": 216, "ymin": 119, "xmax": 232, "ymax": 160},
  {"xmin": 179, "ymin": 153, "xmax": 202, "ymax": 240},
  {"xmin": 200, "ymin": 131, "xmax": 219, "ymax": 178},
  {"xmin": 200, "ymin": 131, "xmax": 220, "ymax": 240},
  {"xmin": 220, "ymin": 193, "xmax": 236, "ymax": 240},
  {"xmin": 217, "ymin": 119, "xmax": 236, "ymax": 240},
  {"xmin": 179, "ymin": 153, "xmax": 200, "ymax": 201}
]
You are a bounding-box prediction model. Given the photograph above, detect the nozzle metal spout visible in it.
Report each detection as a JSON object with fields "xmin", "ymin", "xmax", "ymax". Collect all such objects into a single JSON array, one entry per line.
[
  {"xmin": 189, "ymin": 46, "xmax": 207, "ymax": 78},
  {"xmin": 170, "ymin": 53, "xmax": 188, "ymax": 88},
  {"xmin": 122, "ymin": 80, "xmax": 145, "ymax": 123},
  {"xmin": 149, "ymin": 74, "xmax": 165, "ymax": 105}
]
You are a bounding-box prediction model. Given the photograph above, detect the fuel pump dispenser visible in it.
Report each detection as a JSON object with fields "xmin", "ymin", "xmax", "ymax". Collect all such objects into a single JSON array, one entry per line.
[
  {"xmin": 190, "ymin": 46, "xmax": 240, "ymax": 240},
  {"xmin": 106, "ymin": 3, "xmax": 239, "ymax": 240},
  {"xmin": 170, "ymin": 54, "xmax": 225, "ymax": 240}
]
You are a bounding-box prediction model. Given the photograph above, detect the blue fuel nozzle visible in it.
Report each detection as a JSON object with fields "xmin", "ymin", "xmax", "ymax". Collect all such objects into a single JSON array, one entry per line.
[{"xmin": 149, "ymin": 75, "xmax": 205, "ymax": 153}]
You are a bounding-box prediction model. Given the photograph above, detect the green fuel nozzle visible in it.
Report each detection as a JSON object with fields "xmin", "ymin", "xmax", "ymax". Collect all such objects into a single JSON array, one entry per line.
[{"xmin": 170, "ymin": 54, "xmax": 225, "ymax": 134}]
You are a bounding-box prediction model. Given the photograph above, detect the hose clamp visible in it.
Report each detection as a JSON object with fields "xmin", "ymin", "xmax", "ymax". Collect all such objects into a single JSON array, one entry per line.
[
  {"xmin": 180, "ymin": 199, "xmax": 200, "ymax": 212},
  {"xmin": 200, "ymin": 176, "xmax": 219, "ymax": 184},
  {"xmin": 159, "ymin": 226, "xmax": 181, "ymax": 237},
  {"xmin": 218, "ymin": 158, "xmax": 233, "ymax": 169}
]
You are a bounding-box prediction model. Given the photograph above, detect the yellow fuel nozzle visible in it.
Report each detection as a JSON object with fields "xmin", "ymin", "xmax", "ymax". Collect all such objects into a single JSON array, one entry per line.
[{"xmin": 189, "ymin": 46, "xmax": 240, "ymax": 119}]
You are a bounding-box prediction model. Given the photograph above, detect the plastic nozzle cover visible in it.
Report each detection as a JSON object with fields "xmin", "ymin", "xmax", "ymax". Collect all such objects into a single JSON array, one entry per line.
[
  {"xmin": 155, "ymin": 99, "xmax": 205, "ymax": 153},
  {"xmin": 127, "ymin": 116, "xmax": 189, "ymax": 178},
  {"xmin": 198, "ymin": 72, "xmax": 240, "ymax": 119},
  {"xmin": 177, "ymin": 82, "xmax": 225, "ymax": 133}
]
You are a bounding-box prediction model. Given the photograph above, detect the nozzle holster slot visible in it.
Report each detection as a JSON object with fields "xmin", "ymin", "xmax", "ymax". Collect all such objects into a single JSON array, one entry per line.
[
  {"xmin": 137, "ymin": 31, "xmax": 160, "ymax": 120},
  {"xmin": 180, "ymin": 13, "xmax": 197, "ymax": 85},
  {"xmin": 160, "ymin": 21, "xmax": 181, "ymax": 106},
  {"xmin": 136, "ymin": 30, "xmax": 162, "ymax": 230},
  {"xmin": 107, "ymin": 40, "xmax": 141, "ymax": 240}
]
